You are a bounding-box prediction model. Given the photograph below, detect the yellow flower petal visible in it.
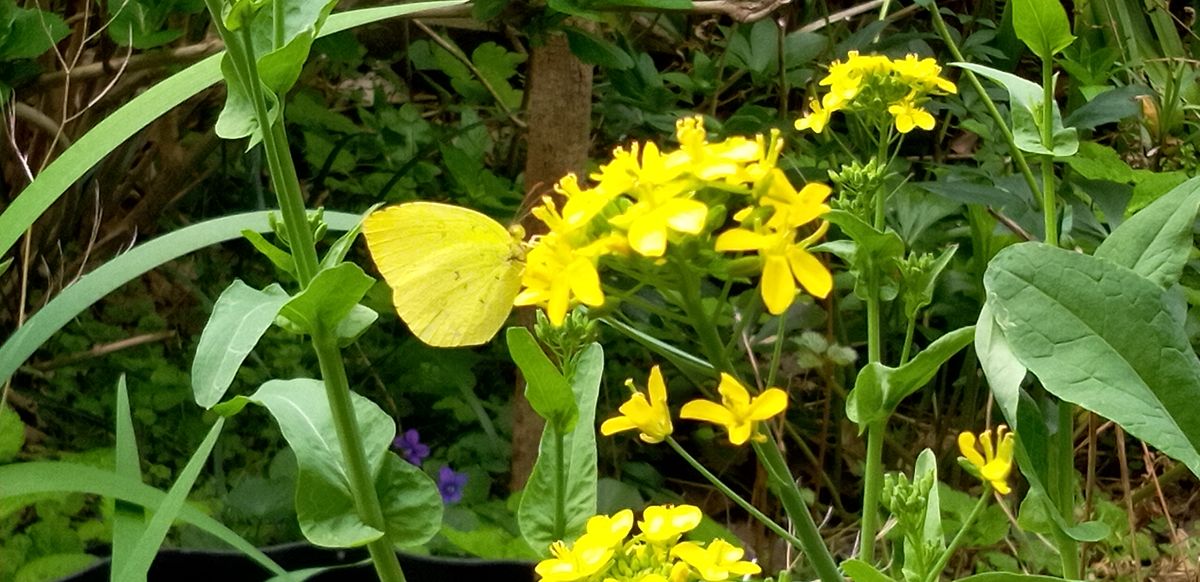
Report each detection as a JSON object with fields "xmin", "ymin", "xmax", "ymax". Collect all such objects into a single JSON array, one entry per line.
[
  {"xmin": 958, "ymin": 432, "xmax": 985, "ymax": 468},
  {"xmin": 745, "ymin": 388, "xmax": 788, "ymax": 420},
  {"xmin": 715, "ymin": 228, "xmax": 767, "ymax": 252},
  {"xmin": 761, "ymin": 254, "xmax": 797, "ymax": 315},
  {"xmin": 786, "ymin": 246, "xmax": 833, "ymax": 299},
  {"xmin": 680, "ymin": 399, "xmax": 736, "ymax": 427},
  {"xmin": 600, "ymin": 416, "xmax": 637, "ymax": 436}
]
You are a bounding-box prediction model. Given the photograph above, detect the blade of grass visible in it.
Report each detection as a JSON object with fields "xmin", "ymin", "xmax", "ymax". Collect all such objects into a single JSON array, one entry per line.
[
  {"xmin": 117, "ymin": 418, "xmax": 226, "ymax": 582},
  {"xmin": 111, "ymin": 375, "xmax": 146, "ymax": 580},
  {"xmin": 0, "ymin": 461, "xmax": 284, "ymax": 575},
  {"xmin": 0, "ymin": 210, "xmax": 361, "ymax": 388}
]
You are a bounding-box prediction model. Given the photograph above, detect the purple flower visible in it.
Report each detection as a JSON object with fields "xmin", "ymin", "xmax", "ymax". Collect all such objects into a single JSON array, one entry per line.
[
  {"xmin": 393, "ymin": 429, "xmax": 429, "ymax": 466},
  {"xmin": 437, "ymin": 466, "xmax": 468, "ymax": 504}
]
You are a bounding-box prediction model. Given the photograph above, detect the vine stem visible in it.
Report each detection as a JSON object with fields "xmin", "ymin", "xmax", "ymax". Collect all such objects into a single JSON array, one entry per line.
[
  {"xmin": 923, "ymin": 489, "xmax": 990, "ymax": 582},
  {"xmin": 201, "ymin": 4, "xmax": 405, "ymax": 580},
  {"xmin": 666, "ymin": 437, "xmax": 806, "ymax": 550}
]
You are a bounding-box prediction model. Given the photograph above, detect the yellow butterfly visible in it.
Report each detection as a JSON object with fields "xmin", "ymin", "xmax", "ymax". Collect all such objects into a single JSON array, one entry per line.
[{"xmin": 362, "ymin": 202, "xmax": 525, "ymax": 347}]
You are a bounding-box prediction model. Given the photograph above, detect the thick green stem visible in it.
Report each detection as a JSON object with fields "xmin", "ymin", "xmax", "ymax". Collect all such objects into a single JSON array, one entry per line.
[
  {"xmin": 553, "ymin": 429, "xmax": 566, "ymax": 540},
  {"xmin": 858, "ymin": 420, "xmax": 885, "ymax": 564},
  {"xmin": 666, "ymin": 437, "xmax": 805, "ymax": 550},
  {"xmin": 674, "ymin": 262, "xmax": 733, "ymax": 372},
  {"xmin": 926, "ymin": 2, "xmax": 1042, "ymax": 204},
  {"xmin": 204, "ymin": 5, "xmax": 405, "ymax": 580},
  {"xmin": 313, "ymin": 328, "xmax": 407, "ymax": 582},
  {"xmin": 923, "ymin": 489, "xmax": 990, "ymax": 582},
  {"xmin": 1054, "ymin": 403, "xmax": 1080, "ymax": 579},
  {"xmin": 751, "ymin": 438, "xmax": 842, "ymax": 582}
]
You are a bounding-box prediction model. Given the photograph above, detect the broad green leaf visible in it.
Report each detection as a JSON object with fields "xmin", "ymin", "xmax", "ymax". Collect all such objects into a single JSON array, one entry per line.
[
  {"xmin": 975, "ymin": 302, "xmax": 1026, "ymax": 424},
  {"xmin": 519, "ymin": 343, "xmax": 603, "ymax": 556},
  {"xmin": 0, "ymin": 1, "xmax": 466, "ymax": 261},
  {"xmin": 112, "ymin": 376, "xmax": 146, "ymax": 580},
  {"xmin": 1095, "ymin": 176, "xmax": 1200, "ymax": 288},
  {"xmin": 1061, "ymin": 141, "xmax": 1134, "ymax": 183},
  {"xmin": 118, "ymin": 418, "xmax": 225, "ymax": 582},
  {"xmin": 1012, "ymin": 0, "xmax": 1075, "ymax": 59},
  {"xmin": 507, "ymin": 327, "xmax": 578, "ymax": 433},
  {"xmin": 0, "ymin": 402, "xmax": 23, "ymax": 463},
  {"xmin": 232, "ymin": 379, "xmax": 402, "ymax": 547},
  {"xmin": 847, "ymin": 327, "xmax": 975, "ymax": 430},
  {"xmin": 0, "ymin": 6, "xmax": 69, "ymax": 59},
  {"xmin": 279, "ymin": 263, "xmax": 374, "ymax": 335},
  {"xmin": 986, "ymin": 242, "xmax": 1200, "ymax": 477},
  {"xmin": 841, "ymin": 559, "xmax": 898, "ymax": 582},
  {"xmin": 192, "ymin": 280, "xmax": 290, "ymax": 408},
  {"xmin": 954, "ymin": 62, "xmax": 1078, "ymax": 156},
  {"xmin": 0, "ymin": 462, "xmax": 283, "ymax": 574},
  {"xmin": 0, "ymin": 211, "xmax": 360, "ymax": 391},
  {"xmin": 375, "ymin": 454, "xmax": 443, "ymax": 546},
  {"xmin": 1063, "ymin": 85, "xmax": 1150, "ymax": 130},
  {"xmin": 1128, "ymin": 170, "xmax": 1189, "ymax": 214}
]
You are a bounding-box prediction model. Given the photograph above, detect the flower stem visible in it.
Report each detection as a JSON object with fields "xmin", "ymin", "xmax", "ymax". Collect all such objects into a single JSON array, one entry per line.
[
  {"xmin": 925, "ymin": 1, "xmax": 1043, "ymax": 205},
  {"xmin": 553, "ymin": 428, "xmax": 567, "ymax": 541},
  {"xmin": 673, "ymin": 261, "xmax": 733, "ymax": 373},
  {"xmin": 666, "ymin": 437, "xmax": 805, "ymax": 550},
  {"xmin": 750, "ymin": 438, "xmax": 842, "ymax": 582},
  {"xmin": 1040, "ymin": 60, "xmax": 1058, "ymax": 247},
  {"xmin": 858, "ymin": 419, "xmax": 885, "ymax": 564},
  {"xmin": 923, "ymin": 488, "xmax": 990, "ymax": 582},
  {"xmin": 899, "ymin": 315, "xmax": 916, "ymax": 366}
]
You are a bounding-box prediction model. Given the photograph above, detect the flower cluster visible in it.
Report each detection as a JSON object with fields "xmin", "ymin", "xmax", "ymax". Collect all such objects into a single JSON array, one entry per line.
[
  {"xmin": 957, "ymin": 425, "xmax": 1016, "ymax": 494},
  {"xmin": 535, "ymin": 505, "xmax": 760, "ymax": 582},
  {"xmin": 601, "ymin": 366, "xmax": 788, "ymax": 447},
  {"xmin": 515, "ymin": 116, "xmax": 834, "ymax": 325},
  {"xmin": 795, "ymin": 51, "xmax": 956, "ymax": 135}
]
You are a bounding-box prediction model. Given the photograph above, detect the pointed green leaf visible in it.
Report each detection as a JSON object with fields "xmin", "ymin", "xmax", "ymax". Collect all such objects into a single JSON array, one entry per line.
[
  {"xmin": 507, "ymin": 327, "xmax": 578, "ymax": 433},
  {"xmin": 192, "ymin": 280, "xmax": 290, "ymax": 408},
  {"xmin": 848, "ymin": 327, "xmax": 975, "ymax": 430},
  {"xmin": 112, "ymin": 375, "xmax": 145, "ymax": 580},
  {"xmin": 519, "ymin": 343, "xmax": 603, "ymax": 556},
  {"xmin": 1095, "ymin": 176, "xmax": 1200, "ymax": 288},
  {"xmin": 1012, "ymin": 0, "xmax": 1075, "ymax": 58},
  {"xmin": 841, "ymin": 559, "xmax": 898, "ymax": 582},
  {"xmin": 279, "ymin": 263, "xmax": 374, "ymax": 335},
  {"xmin": 975, "ymin": 302, "xmax": 1026, "ymax": 424},
  {"xmin": 954, "ymin": 62, "xmax": 1077, "ymax": 156},
  {"xmin": 986, "ymin": 242, "xmax": 1200, "ymax": 477}
]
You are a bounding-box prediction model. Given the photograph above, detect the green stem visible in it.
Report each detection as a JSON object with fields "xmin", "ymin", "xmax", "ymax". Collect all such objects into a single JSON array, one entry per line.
[
  {"xmin": 666, "ymin": 437, "xmax": 805, "ymax": 550},
  {"xmin": 313, "ymin": 328, "xmax": 407, "ymax": 582},
  {"xmin": 923, "ymin": 489, "xmax": 990, "ymax": 582},
  {"xmin": 1040, "ymin": 60, "xmax": 1059, "ymax": 247},
  {"xmin": 1054, "ymin": 402, "xmax": 1080, "ymax": 579},
  {"xmin": 858, "ymin": 420, "xmax": 885, "ymax": 564},
  {"xmin": 766, "ymin": 313, "xmax": 787, "ymax": 389},
  {"xmin": 899, "ymin": 315, "xmax": 916, "ymax": 366},
  {"xmin": 203, "ymin": 5, "xmax": 405, "ymax": 581},
  {"xmin": 553, "ymin": 429, "xmax": 566, "ymax": 540},
  {"xmin": 750, "ymin": 438, "xmax": 842, "ymax": 582},
  {"xmin": 926, "ymin": 2, "xmax": 1043, "ymax": 204},
  {"xmin": 673, "ymin": 262, "xmax": 733, "ymax": 373}
]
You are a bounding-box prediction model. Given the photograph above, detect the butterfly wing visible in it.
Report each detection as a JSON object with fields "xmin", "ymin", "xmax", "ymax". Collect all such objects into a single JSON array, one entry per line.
[{"xmin": 363, "ymin": 202, "xmax": 523, "ymax": 347}]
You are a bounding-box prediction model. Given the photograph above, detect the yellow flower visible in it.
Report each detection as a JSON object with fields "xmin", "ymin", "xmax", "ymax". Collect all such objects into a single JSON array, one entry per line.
[
  {"xmin": 540, "ymin": 174, "xmax": 619, "ymax": 234},
  {"xmin": 679, "ymin": 374, "xmax": 787, "ymax": 445},
  {"xmin": 600, "ymin": 366, "xmax": 674, "ymax": 444},
  {"xmin": 670, "ymin": 539, "xmax": 761, "ymax": 582},
  {"xmin": 890, "ymin": 54, "xmax": 957, "ymax": 94},
  {"xmin": 887, "ymin": 99, "xmax": 936, "ymax": 133},
  {"xmin": 609, "ymin": 192, "xmax": 708, "ymax": 258},
  {"xmin": 586, "ymin": 509, "xmax": 635, "ymax": 547},
  {"xmin": 958, "ymin": 425, "xmax": 1016, "ymax": 495},
  {"xmin": 794, "ymin": 99, "xmax": 835, "ymax": 134},
  {"xmin": 536, "ymin": 534, "xmax": 616, "ymax": 582},
  {"xmin": 715, "ymin": 219, "xmax": 832, "ymax": 315},
  {"xmin": 514, "ymin": 232, "xmax": 617, "ymax": 326},
  {"xmin": 638, "ymin": 504, "xmax": 703, "ymax": 544}
]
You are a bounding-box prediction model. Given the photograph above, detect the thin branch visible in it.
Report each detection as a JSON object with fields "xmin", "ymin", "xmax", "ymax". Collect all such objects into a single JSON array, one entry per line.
[{"xmin": 411, "ymin": 19, "xmax": 527, "ymax": 129}]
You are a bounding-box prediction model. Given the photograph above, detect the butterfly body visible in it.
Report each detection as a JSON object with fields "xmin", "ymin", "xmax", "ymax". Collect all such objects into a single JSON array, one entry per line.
[{"xmin": 363, "ymin": 202, "xmax": 524, "ymax": 347}]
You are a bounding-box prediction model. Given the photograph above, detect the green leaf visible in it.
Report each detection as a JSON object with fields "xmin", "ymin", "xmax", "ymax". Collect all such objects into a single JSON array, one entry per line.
[
  {"xmin": 0, "ymin": 1, "xmax": 467, "ymax": 261},
  {"xmin": 0, "ymin": 211, "xmax": 361, "ymax": 391},
  {"xmin": 0, "ymin": 6, "xmax": 69, "ymax": 60},
  {"xmin": 0, "ymin": 257, "xmax": 11, "ymax": 278},
  {"xmin": 1095, "ymin": 176, "xmax": 1200, "ymax": 288},
  {"xmin": 279, "ymin": 263, "xmax": 374, "ymax": 335},
  {"xmin": 1128, "ymin": 170, "xmax": 1189, "ymax": 214},
  {"xmin": 118, "ymin": 418, "xmax": 225, "ymax": 582},
  {"xmin": 441, "ymin": 524, "xmax": 538, "ymax": 560},
  {"xmin": 375, "ymin": 454, "xmax": 444, "ymax": 546},
  {"xmin": 1061, "ymin": 141, "xmax": 1134, "ymax": 183},
  {"xmin": 985, "ymin": 242, "xmax": 1200, "ymax": 477},
  {"xmin": 0, "ymin": 401, "xmax": 23, "ymax": 463},
  {"xmin": 823, "ymin": 210, "xmax": 905, "ymax": 301},
  {"xmin": 507, "ymin": 327, "xmax": 578, "ymax": 433},
  {"xmin": 954, "ymin": 62, "xmax": 1077, "ymax": 156},
  {"xmin": 955, "ymin": 574, "xmax": 1071, "ymax": 582},
  {"xmin": 563, "ymin": 27, "xmax": 633, "ymax": 70},
  {"xmin": 840, "ymin": 559, "xmax": 898, "ymax": 582},
  {"xmin": 1012, "ymin": 0, "xmax": 1075, "ymax": 59},
  {"xmin": 914, "ymin": 448, "xmax": 944, "ymax": 554},
  {"xmin": 233, "ymin": 379, "xmax": 412, "ymax": 547},
  {"xmin": 242, "ymin": 229, "xmax": 296, "ymax": 275},
  {"xmin": 901, "ymin": 244, "xmax": 957, "ymax": 321},
  {"xmin": 0, "ymin": 462, "xmax": 283, "ymax": 574},
  {"xmin": 111, "ymin": 376, "xmax": 146, "ymax": 580},
  {"xmin": 519, "ymin": 343, "xmax": 603, "ymax": 556},
  {"xmin": 847, "ymin": 327, "xmax": 975, "ymax": 430},
  {"xmin": 14, "ymin": 554, "xmax": 98, "ymax": 582},
  {"xmin": 975, "ymin": 303, "xmax": 1026, "ymax": 424},
  {"xmin": 192, "ymin": 280, "xmax": 290, "ymax": 408}
]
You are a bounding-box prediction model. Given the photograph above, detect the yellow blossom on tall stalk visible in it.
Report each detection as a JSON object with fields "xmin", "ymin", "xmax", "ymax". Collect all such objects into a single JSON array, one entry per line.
[
  {"xmin": 638, "ymin": 504, "xmax": 702, "ymax": 544},
  {"xmin": 513, "ymin": 232, "xmax": 620, "ymax": 326},
  {"xmin": 537, "ymin": 534, "xmax": 618, "ymax": 582},
  {"xmin": 679, "ymin": 374, "xmax": 787, "ymax": 445},
  {"xmin": 794, "ymin": 50, "xmax": 956, "ymax": 135},
  {"xmin": 958, "ymin": 426, "xmax": 1017, "ymax": 494},
  {"xmin": 600, "ymin": 366, "xmax": 674, "ymax": 444}
]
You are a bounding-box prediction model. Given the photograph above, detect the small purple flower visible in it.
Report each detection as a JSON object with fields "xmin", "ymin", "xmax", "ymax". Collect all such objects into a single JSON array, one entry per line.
[
  {"xmin": 437, "ymin": 466, "xmax": 468, "ymax": 504},
  {"xmin": 393, "ymin": 429, "xmax": 429, "ymax": 466}
]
